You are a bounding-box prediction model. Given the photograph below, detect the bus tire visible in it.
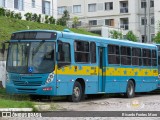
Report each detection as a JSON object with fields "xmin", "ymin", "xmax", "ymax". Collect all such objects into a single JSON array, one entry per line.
[
  {"xmin": 125, "ymin": 80, "xmax": 135, "ymax": 98},
  {"xmin": 68, "ymin": 81, "xmax": 82, "ymax": 102}
]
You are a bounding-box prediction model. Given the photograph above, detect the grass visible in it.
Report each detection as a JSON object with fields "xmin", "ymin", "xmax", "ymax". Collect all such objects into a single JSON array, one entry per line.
[
  {"xmin": 0, "ymin": 16, "xmax": 99, "ymax": 42},
  {"xmin": 0, "ymin": 88, "xmax": 36, "ymax": 110}
]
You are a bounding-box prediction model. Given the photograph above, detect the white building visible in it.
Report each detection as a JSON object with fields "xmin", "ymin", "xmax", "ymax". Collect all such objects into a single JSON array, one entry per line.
[
  {"xmin": 0, "ymin": 0, "xmax": 57, "ymax": 19},
  {"xmin": 57, "ymin": 0, "xmax": 158, "ymax": 43}
]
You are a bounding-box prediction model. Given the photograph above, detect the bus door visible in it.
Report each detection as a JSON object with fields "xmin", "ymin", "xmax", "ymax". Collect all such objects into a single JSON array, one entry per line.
[{"xmin": 98, "ymin": 47, "xmax": 105, "ymax": 92}]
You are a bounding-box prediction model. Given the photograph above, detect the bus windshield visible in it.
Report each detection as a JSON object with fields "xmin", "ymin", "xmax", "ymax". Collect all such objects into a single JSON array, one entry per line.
[{"xmin": 7, "ymin": 42, "xmax": 55, "ymax": 74}]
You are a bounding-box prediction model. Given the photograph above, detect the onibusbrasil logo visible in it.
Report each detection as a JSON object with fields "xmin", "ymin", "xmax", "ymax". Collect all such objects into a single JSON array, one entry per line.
[{"xmin": 127, "ymin": 99, "xmax": 144, "ymax": 109}]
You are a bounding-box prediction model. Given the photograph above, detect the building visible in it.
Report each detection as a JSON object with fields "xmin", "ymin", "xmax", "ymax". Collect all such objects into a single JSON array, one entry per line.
[
  {"xmin": 57, "ymin": 0, "xmax": 157, "ymax": 43},
  {"xmin": 0, "ymin": 0, "xmax": 57, "ymax": 19}
]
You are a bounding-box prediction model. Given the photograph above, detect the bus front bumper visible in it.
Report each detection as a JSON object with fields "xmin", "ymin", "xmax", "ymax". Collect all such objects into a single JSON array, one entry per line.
[{"xmin": 6, "ymin": 84, "xmax": 56, "ymax": 96}]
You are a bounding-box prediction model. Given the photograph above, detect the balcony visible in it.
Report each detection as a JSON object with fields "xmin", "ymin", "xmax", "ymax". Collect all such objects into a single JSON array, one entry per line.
[
  {"xmin": 120, "ymin": 24, "xmax": 129, "ymax": 30},
  {"xmin": 120, "ymin": 7, "xmax": 128, "ymax": 13}
]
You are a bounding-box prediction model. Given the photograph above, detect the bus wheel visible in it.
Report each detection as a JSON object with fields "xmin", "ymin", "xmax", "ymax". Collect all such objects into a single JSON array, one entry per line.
[
  {"xmin": 125, "ymin": 80, "xmax": 135, "ymax": 98},
  {"xmin": 68, "ymin": 81, "xmax": 82, "ymax": 102}
]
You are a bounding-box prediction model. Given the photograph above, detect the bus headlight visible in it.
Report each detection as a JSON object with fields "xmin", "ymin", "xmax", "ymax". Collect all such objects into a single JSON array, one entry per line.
[{"xmin": 46, "ymin": 73, "xmax": 54, "ymax": 83}]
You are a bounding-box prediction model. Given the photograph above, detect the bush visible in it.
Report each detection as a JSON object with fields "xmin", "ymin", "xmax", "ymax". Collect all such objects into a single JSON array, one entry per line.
[
  {"xmin": 49, "ymin": 16, "xmax": 55, "ymax": 24},
  {"xmin": 32, "ymin": 13, "xmax": 38, "ymax": 22},
  {"xmin": 5, "ymin": 10, "xmax": 11, "ymax": 17},
  {"xmin": 15, "ymin": 13, "xmax": 22, "ymax": 20},
  {"xmin": 45, "ymin": 15, "xmax": 49, "ymax": 24},
  {"xmin": 0, "ymin": 7, "xmax": 5, "ymax": 16},
  {"xmin": 24, "ymin": 12, "xmax": 32, "ymax": 21}
]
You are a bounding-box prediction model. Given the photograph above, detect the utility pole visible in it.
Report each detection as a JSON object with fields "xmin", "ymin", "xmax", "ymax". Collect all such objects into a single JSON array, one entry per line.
[
  {"xmin": 148, "ymin": 0, "xmax": 151, "ymax": 43},
  {"xmin": 144, "ymin": 1, "xmax": 147, "ymax": 43}
]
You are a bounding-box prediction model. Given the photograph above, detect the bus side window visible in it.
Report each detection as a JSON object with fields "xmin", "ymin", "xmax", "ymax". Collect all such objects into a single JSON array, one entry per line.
[
  {"xmin": 74, "ymin": 40, "xmax": 90, "ymax": 63},
  {"xmin": 58, "ymin": 42, "xmax": 71, "ymax": 68}
]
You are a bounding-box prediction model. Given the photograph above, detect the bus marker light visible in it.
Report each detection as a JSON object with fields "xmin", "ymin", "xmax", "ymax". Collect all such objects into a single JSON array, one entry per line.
[{"xmin": 43, "ymin": 87, "xmax": 52, "ymax": 91}]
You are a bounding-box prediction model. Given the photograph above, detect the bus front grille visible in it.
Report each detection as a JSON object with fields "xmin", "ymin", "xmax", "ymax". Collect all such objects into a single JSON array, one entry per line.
[
  {"xmin": 13, "ymin": 80, "xmax": 43, "ymax": 86},
  {"xmin": 17, "ymin": 88, "xmax": 37, "ymax": 94}
]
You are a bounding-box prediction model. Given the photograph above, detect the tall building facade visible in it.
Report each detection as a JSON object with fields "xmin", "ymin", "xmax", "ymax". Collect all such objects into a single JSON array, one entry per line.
[
  {"xmin": 0, "ymin": 0, "xmax": 57, "ymax": 19},
  {"xmin": 58, "ymin": 0, "xmax": 157, "ymax": 43}
]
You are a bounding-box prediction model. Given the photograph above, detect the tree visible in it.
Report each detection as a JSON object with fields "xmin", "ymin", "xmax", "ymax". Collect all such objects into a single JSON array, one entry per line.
[
  {"xmin": 109, "ymin": 30, "xmax": 123, "ymax": 39},
  {"xmin": 153, "ymin": 32, "xmax": 160, "ymax": 43},
  {"xmin": 125, "ymin": 31, "xmax": 137, "ymax": 42},
  {"xmin": 72, "ymin": 16, "xmax": 79, "ymax": 28},
  {"xmin": 56, "ymin": 10, "xmax": 70, "ymax": 26}
]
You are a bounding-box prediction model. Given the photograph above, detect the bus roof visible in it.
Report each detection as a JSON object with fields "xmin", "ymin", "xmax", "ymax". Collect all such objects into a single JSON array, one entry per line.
[{"xmin": 12, "ymin": 29, "xmax": 157, "ymax": 49}]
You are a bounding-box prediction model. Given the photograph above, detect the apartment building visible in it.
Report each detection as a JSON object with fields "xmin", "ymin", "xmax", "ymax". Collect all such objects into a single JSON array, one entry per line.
[
  {"xmin": 0, "ymin": 0, "xmax": 57, "ymax": 19},
  {"xmin": 58, "ymin": 0, "xmax": 157, "ymax": 43}
]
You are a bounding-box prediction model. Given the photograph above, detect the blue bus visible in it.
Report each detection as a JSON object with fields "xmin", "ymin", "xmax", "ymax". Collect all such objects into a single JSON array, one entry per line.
[
  {"xmin": 6, "ymin": 29, "xmax": 159, "ymax": 102},
  {"xmin": 155, "ymin": 44, "xmax": 160, "ymax": 88}
]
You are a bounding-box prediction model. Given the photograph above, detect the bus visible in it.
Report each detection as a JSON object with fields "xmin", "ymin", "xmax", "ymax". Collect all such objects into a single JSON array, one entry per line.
[
  {"xmin": 155, "ymin": 44, "xmax": 160, "ymax": 88},
  {"xmin": 6, "ymin": 29, "xmax": 159, "ymax": 102}
]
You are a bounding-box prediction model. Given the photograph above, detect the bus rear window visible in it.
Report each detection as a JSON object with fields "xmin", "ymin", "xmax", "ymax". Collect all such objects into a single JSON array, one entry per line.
[{"xmin": 11, "ymin": 32, "xmax": 57, "ymax": 40}]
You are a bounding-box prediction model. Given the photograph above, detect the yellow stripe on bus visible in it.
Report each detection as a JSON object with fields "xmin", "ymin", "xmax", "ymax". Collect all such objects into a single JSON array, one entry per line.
[{"xmin": 54, "ymin": 65, "xmax": 158, "ymax": 77}]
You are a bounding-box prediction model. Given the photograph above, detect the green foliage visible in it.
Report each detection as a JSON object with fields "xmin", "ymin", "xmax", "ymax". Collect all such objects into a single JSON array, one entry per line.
[
  {"xmin": 32, "ymin": 13, "xmax": 38, "ymax": 22},
  {"xmin": 57, "ymin": 10, "xmax": 70, "ymax": 26},
  {"xmin": 49, "ymin": 16, "xmax": 55, "ymax": 24},
  {"xmin": 0, "ymin": 7, "xmax": 5, "ymax": 16},
  {"xmin": 45, "ymin": 15, "xmax": 49, "ymax": 24},
  {"xmin": 109, "ymin": 30, "xmax": 123, "ymax": 39},
  {"xmin": 125, "ymin": 31, "xmax": 137, "ymax": 42},
  {"xmin": 56, "ymin": 18, "xmax": 66, "ymax": 26},
  {"xmin": 5, "ymin": 10, "xmax": 11, "ymax": 17},
  {"xmin": 10, "ymin": 11, "xmax": 15, "ymax": 18},
  {"xmin": 72, "ymin": 16, "xmax": 79, "ymax": 28},
  {"xmin": 153, "ymin": 32, "xmax": 160, "ymax": 43},
  {"xmin": 14, "ymin": 13, "xmax": 22, "ymax": 20},
  {"xmin": 0, "ymin": 88, "xmax": 35, "ymax": 109},
  {"xmin": 37, "ymin": 14, "xmax": 41, "ymax": 23},
  {"xmin": 24, "ymin": 12, "xmax": 32, "ymax": 21},
  {"xmin": 0, "ymin": 16, "xmax": 99, "ymax": 41}
]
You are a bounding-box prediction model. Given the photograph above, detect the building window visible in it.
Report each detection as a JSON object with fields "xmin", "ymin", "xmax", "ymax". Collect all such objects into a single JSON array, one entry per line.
[
  {"xmin": 105, "ymin": 19, "xmax": 114, "ymax": 26},
  {"xmin": 151, "ymin": 34, "xmax": 155, "ymax": 42},
  {"xmin": 32, "ymin": 0, "xmax": 35, "ymax": 8},
  {"xmin": 89, "ymin": 20, "xmax": 97, "ymax": 26},
  {"xmin": 141, "ymin": 0, "xmax": 147, "ymax": 8},
  {"xmin": 150, "ymin": 0, "xmax": 154, "ymax": 7},
  {"xmin": 88, "ymin": 3, "xmax": 96, "ymax": 12},
  {"xmin": 120, "ymin": 1, "xmax": 128, "ymax": 13},
  {"xmin": 120, "ymin": 18, "xmax": 129, "ymax": 30},
  {"xmin": 151, "ymin": 16, "xmax": 154, "ymax": 25},
  {"xmin": 0, "ymin": 0, "xmax": 5, "ymax": 7},
  {"xmin": 142, "ymin": 35, "xmax": 147, "ymax": 43},
  {"xmin": 105, "ymin": 2, "xmax": 113, "ymax": 10},
  {"xmin": 58, "ymin": 6, "xmax": 65, "ymax": 15},
  {"xmin": 14, "ymin": 0, "xmax": 24, "ymax": 10},
  {"xmin": 141, "ymin": 17, "xmax": 147, "ymax": 25},
  {"xmin": 73, "ymin": 5, "xmax": 81, "ymax": 13},
  {"xmin": 42, "ymin": 0, "xmax": 50, "ymax": 15}
]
